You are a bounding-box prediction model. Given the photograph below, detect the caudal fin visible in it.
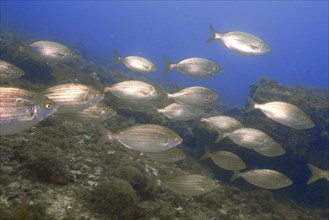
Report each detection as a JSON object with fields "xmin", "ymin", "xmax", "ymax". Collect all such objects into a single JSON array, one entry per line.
[
  {"xmin": 96, "ymin": 125, "xmax": 112, "ymax": 146},
  {"xmin": 162, "ymin": 55, "xmax": 173, "ymax": 76},
  {"xmin": 200, "ymin": 145, "xmax": 211, "ymax": 161},
  {"xmin": 206, "ymin": 23, "xmax": 220, "ymax": 44},
  {"xmin": 112, "ymin": 50, "xmax": 121, "ymax": 65},
  {"xmin": 230, "ymin": 170, "xmax": 242, "ymax": 181},
  {"xmin": 245, "ymin": 96, "xmax": 257, "ymax": 113},
  {"xmin": 215, "ymin": 131, "xmax": 224, "ymax": 143},
  {"xmin": 307, "ymin": 163, "xmax": 324, "ymax": 184}
]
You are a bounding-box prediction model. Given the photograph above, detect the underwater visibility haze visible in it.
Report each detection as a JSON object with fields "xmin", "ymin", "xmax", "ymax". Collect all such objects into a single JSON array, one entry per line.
[{"xmin": 0, "ymin": 1, "xmax": 328, "ymax": 220}]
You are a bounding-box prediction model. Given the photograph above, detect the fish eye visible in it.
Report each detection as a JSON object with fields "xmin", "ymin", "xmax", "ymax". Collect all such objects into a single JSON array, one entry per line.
[
  {"xmin": 95, "ymin": 93, "xmax": 101, "ymax": 97},
  {"xmin": 45, "ymin": 103, "xmax": 52, "ymax": 108},
  {"xmin": 259, "ymin": 137, "xmax": 265, "ymax": 142},
  {"xmin": 163, "ymin": 139, "xmax": 169, "ymax": 145}
]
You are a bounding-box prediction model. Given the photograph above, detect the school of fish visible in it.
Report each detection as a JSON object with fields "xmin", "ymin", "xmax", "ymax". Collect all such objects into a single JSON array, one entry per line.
[{"xmin": 0, "ymin": 23, "xmax": 326, "ymax": 197}]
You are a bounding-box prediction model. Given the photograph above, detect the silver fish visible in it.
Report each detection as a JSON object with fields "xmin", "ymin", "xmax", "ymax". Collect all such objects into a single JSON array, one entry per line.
[
  {"xmin": 307, "ymin": 163, "xmax": 329, "ymax": 184},
  {"xmin": 157, "ymin": 103, "xmax": 204, "ymax": 121},
  {"xmin": 0, "ymin": 87, "xmax": 58, "ymax": 136},
  {"xmin": 207, "ymin": 24, "xmax": 271, "ymax": 56},
  {"xmin": 168, "ymin": 86, "xmax": 218, "ymax": 106},
  {"xmin": 42, "ymin": 84, "xmax": 104, "ymax": 114},
  {"xmin": 104, "ymin": 80, "xmax": 161, "ymax": 102},
  {"xmin": 200, "ymin": 145, "xmax": 246, "ymax": 171},
  {"xmin": 159, "ymin": 172, "xmax": 220, "ymax": 196},
  {"xmin": 0, "ymin": 60, "xmax": 25, "ymax": 82},
  {"xmin": 25, "ymin": 40, "xmax": 77, "ymax": 62},
  {"xmin": 231, "ymin": 169, "xmax": 292, "ymax": 189},
  {"xmin": 60, "ymin": 102, "xmax": 116, "ymax": 123},
  {"xmin": 200, "ymin": 116, "xmax": 244, "ymax": 142},
  {"xmin": 97, "ymin": 124, "xmax": 182, "ymax": 152},
  {"xmin": 145, "ymin": 147, "xmax": 186, "ymax": 163},
  {"xmin": 246, "ymin": 97, "xmax": 314, "ymax": 129},
  {"xmin": 223, "ymin": 128, "xmax": 285, "ymax": 157},
  {"xmin": 113, "ymin": 50, "xmax": 157, "ymax": 73},
  {"xmin": 163, "ymin": 56, "xmax": 222, "ymax": 78}
]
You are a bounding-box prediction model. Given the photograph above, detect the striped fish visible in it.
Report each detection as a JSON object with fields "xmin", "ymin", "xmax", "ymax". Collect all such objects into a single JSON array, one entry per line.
[
  {"xmin": 0, "ymin": 60, "xmax": 25, "ymax": 82},
  {"xmin": 60, "ymin": 102, "xmax": 116, "ymax": 123},
  {"xmin": 42, "ymin": 84, "xmax": 104, "ymax": 114},
  {"xmin": 145, "ymin": 147, "xmax": 186, "ymax": 163},
  {"xmin": 200, "ymin": 145, "xmax": 246, "ymax": 171},
  {"xmin": 0, "ymin": 87, "xmax": 58, "ymax": 135},
  {"xmin": 157, "ymin": 103, "xmax": 204, "ymax": 121},
  {"xmin": 25, "ymin": 40, "xmax": 77, "ymax": 62},
  {"xmin": 160, "ymin": 173, "xmax": 220, "ymax": 196},
  {"xmin": 97, "ymin": 124, "xmax": 182, "ymax": 152},
  {"xmin": 231, "ymin": 169, "xmax": 292, "ymax": 189}
]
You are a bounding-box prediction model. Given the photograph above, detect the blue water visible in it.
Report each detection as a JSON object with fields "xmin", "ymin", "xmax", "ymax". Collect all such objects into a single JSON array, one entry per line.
[{"xmin": 2, "ymin": 1, "xmax": 328, "ymax": 106}]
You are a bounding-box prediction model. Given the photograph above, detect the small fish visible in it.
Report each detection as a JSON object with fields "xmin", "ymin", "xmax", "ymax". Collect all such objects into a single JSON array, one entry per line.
[
  {"xmin": 104, "ymin": 80, "xmax": 161, "ymax": 102},
  {"xmin": 97, "ymin": 124, "xmax": 182, "ymax": 152},
  {"xmin": 42, "ymin": 84, "xmax": 104, "ymax": 114},
  {"xmin": 200, "ymin": 145, "xmax": 246, "ymax": 171},
  {"xmin": 207, "ymin": 24, "xmax": 271, "ymax": 56},
  {"xmin": 246, "ymin": 97, "xmax": 314, "ymax": 129},
  {"xmin": 0, "ymin": 87, "xmax": 58, "ymax": 136},
  {"xmin": 200, "ymin": 116, "xmax": 244, "ymax": 142},
  {"xmin": 0, "ymin": 60, "xmax": 25, "ymax": 82},
  {"xmin": 157, "ymin": 103, "xmax": 205, "ymax": 121},
  {"xmin": 163, "ymin": 56, "xmax": 222, "ymax": 78},
  {"xmin": 231, "ymin": 169, "xmax": 292, "ymax": 189},
  {"xmin": 60, "ymin": 102, "xmax": 116, "ymax": 123},
  {"xmin": 113, "ymin": 50, "xmax": 157, "ymax": 73},
  {"xmin": 159, "ymin": 172, "xmax": 220, "ymax": 196},
  {"xmin": 167, "ymin": 86, "xmax": 218, "ymax": 106},
  {"xmin": 145, "ymin": 147, "xmax": 186, "ymax": 163},
  {"xmin": 223, "ymin": 128, "xmax": 285, "ymax": 157},
  {"xmin": 307, "ymin": 163, "xmax": 329, "ymax": 184},
  {"xmin": 24, "ymin": 40, "xmax": 77, "ymax": 62}
]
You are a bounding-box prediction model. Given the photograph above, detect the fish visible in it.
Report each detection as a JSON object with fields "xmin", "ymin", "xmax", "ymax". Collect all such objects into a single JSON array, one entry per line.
[
  {"xmin": 223, "ymin": 128, "xmax": 285, "ymax": 157},
  {"xmin": 42, "ymin": 84, "xmax": 104, "ymax": 114},
  {"xmin": 163, "ymin": 56, "xmax": 222, "ymax": 78},
  {"xmin": 104, "ymin": 80, "xmax": 162, "ymax": 102},
  {"xmin": 200, "ymin": 116, "xmax": 244, "ymax": 142},
  {"xmin": 24, "ymin": 40, "xmax": 77, "ymax": 62},
  {"xmin": 307, "ymin": 163, "xmax": 329, "ymax": 184},
  {"xmin": 246, "ymin": 97, "xmax": 314, "ymax": 129},
  {"xmin": 207, "ymin": 23, "xmax": 271, "ymax": 56},
  {"xmin": 157, "ymin": 103, "xmax": 205, "ymax": 121},
  {"xmin": 167, "ymin": 86, "xmax": 218, "ymax": 106},
  {"xmin": 231, "ymin": 169, "xmax": 293, "ymax": 189},
  {"xmin": 159, "ymin": 172, "xmax": 220, "ymax": 196},
  {"xmin": 60, "ymin": 102, "xmax": 116, "ymax": 123},
  {"xmin": 200, "ymin": 145, "xmax": 246, "ymax": 171},
  {"xmin": 0, "ymin": 60, "xmax": 25, "ymax": 82},
  {"xmin": 0, "ymin": 87, "xmax": 58, "ymax": 136},
  {"xmin": 145, "ymin": 147, "xmax": 186, "ymax": 163},
  {"xmin": 97, "ymin": 124, "xmax": 182, "ymax": 152},
  {"xmin": 113, "ymin": 50, "xmax": 157, "ymax": 73}
]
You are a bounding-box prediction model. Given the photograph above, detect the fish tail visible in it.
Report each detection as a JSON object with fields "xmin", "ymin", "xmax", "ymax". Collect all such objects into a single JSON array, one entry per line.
[
  {"xmin": 103, "ymin": 86, "xmax": 112, "ymax": 93},
  {"xmin": 112, "ymin": 50, "xmax": 121, "ymax": 65},
  {"xmin": 245, "ymin": 96, "xmax": 257, "ymax": 113},
  {"xmin": 230, "ymin": 170, "xmax": 242, "ymax": 181},
  {"xmin": 162, "ymin": 55, "xmax": 173, "ymax": 76},
  {"xmin": 215, "ymin": 131, "xmax": 224, "ymax": 143},
  {"xmin": 200, "ymin": 145, "xmax": 211, "ymax": 160},
  {"xmin": 307, "ymin": 163, "xmax": 323, "ymax": 184},
  {"xmin": 206, "ymin": 23, "xmax": 220, "ymax": 44},
  {"xmin": 96, "ymin": 125, "xmax": 112, "ymax": 146}
]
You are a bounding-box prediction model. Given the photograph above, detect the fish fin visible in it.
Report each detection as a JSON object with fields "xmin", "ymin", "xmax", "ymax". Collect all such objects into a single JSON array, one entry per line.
[
  {"xmin": 96, "ymin": 125, "xmax": 112, "ymax": 146},
  {"xmin": 103, "ymin": 86, "xmax": 113, "ymax": 93},
  {"xmin": 200, "ymin": 145, "xmax": 211, "ymax": 160},
  {"xmin": 206, "ymin": 23, "xmax": 220, "ymax": 44},
  {"xmin": 215, "ymin": 131, "xmax": 224, "ymax": 143},
  {"xmin": 162, "ymin": 55, "xmax": 173, "ymax": 76},
  {"xmin": 307, "ymin": 163, "xmax": 323, "ymax": 184},
  {"xmin": 230, "ymin": 170, "xmax": 242, "ymax": 181},
  {"xmin": 112, "ymin": 50, "xmax": 121, "ymax": 65},
  {"xmin": 245, "ymin": 96, "xmax": 257, "ymax": 113}
]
